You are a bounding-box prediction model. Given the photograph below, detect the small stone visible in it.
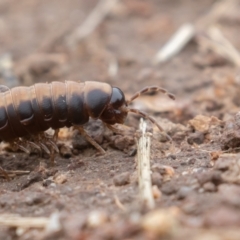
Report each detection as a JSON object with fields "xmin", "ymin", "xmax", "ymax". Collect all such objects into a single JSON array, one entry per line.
[
  {"xmin": 204, "ymin": 207, "xmax": 240, "ymax": 227},
  {"xmin": 109, "ymin": 170, "xmax": 115, "ymax": 177},
  {"xmin": 72, "ymin": 134, "xmax": 90, "ymax": 150},
  {"xmin": 203, "ymin": 182, "xmax": 216, "ymax": 192},
  {"xmin": 161, "ymin": 182, "xmax": 178, "ymax": 195},
  {"xmin": 152, "ymin": 185, "xmax": 162, "ymax": 199},
  {"xmin": 192, "ymin": 167, "xmax": 205, "ymax": 174},
  {"xmin": 43, "ymin": 179, "xmax": 54, "ymax": 187},
  {"xmin": 113, "ymin": 172, "xmax": 130, "ymax": 186},
  {"xmin": 210, "ymin": 151, "xmax": 221, "ymax": 161},
  {"xmin": 87, "ymin": 211, "xmax": 108, "ymax": 228},
  {"xmin": 141, "ymin": 208, "xmax": 178, "ymax": 236},
  {"xmin": 219, "ymin": 184, "xmax": 240, "ymax": 207},
  {"xmin": 54, "ymin": 174, "xmax": 67, "ymax": 184},
  {"xmin": 110, "ymin": 135, "xmax": 135, "ymax": 151},
  {"xmin": 196, "ymin": 170, "xmax": 222, "ymax": 186},
  {"xmin": 58, "ymin": 128, "xmax": 73, "ymax": 139},
  {"xmin": 187, "ymin": 131, "xmax": 204, "ymax": 145},
  {"xmin": 214, "ymin": 155, "xmax": 231, "ymax": 171},
  {"xmin": 176, "ymin": 186, "xmax": 193, "ymax": 200},
  {"xmin": 188, "ymin": 115, "xmax": 212, "ymax": 132},
  {"xmin": 168, "ymin": 154, "xmax": 176, "ymax": 160},
  {"xmin": 151, "ymin": 172, "xmax": 163, "ymax": 187},
  {"xmin": 187, "ymin": 158, "xmax": 196, "ymax": 165},
  {"xmin": 152, "ymin": 164, "xmax": 175, "ymax": 177},
  {"xmin": 25, "ymin": 193, "xmax": 45, "ymax": 205},
  {"xmin": 59, "ymin": 145, "xmax": 72, "ymax": 158}
]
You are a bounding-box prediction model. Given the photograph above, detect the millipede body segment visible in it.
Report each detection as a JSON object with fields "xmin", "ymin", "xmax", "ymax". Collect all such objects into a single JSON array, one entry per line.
[
  {"xmin": 0, "ymin": 80, "xmax": 175, "ymax": 154},
  {"xmin": 0, "ymin": 81, "xmax": 113, "ymax": 141}
]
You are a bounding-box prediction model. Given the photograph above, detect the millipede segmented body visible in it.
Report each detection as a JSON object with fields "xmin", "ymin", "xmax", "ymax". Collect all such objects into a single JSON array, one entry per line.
[{"xmin": 0, "ymin": 80, "xmax": 175, "ymax": 155}]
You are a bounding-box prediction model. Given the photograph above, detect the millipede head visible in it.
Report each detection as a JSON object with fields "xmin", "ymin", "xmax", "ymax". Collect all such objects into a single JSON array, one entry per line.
[{"xmin": 100, "ymin": 85, "xmax": 175, "ymax": 141}]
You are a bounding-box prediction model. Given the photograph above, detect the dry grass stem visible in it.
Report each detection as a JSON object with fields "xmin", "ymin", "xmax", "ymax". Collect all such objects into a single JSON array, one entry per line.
[
  {"xmin": 0, "ymin": 214, "xmax": 49, "ymax": 228},
  {"xmin": 137, "ymin": 119, "xmax": 155, "ymax": 209},
  {"xmin": 67, "ymin": 0, "xmax": 119, "ymax": 47},
  {"xmin": 114, "ymin": 195, "xmax": 127, "ymax": 212},
  {"xmin": 154, "ymin": 23, "xmax": 195, "ymax": 63},
  {"xmin": 197, "ymin": 26, "xmax": 240, "ymax": 67}
]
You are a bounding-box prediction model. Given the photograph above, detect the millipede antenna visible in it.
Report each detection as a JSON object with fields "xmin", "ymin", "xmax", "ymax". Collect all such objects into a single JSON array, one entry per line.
[
  {"xmin": 127, "ymin": 108, "xmax": 172, "ymax": 142},
  {"xmin": 126, "ymin": 86, "xmax": 175, "ymax": 105}
]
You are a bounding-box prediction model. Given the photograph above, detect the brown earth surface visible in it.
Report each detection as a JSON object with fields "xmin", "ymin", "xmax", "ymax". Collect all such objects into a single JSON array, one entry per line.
[{"xmin": 1, "ymin": 0, "xmax": 240, "ymax": 239}]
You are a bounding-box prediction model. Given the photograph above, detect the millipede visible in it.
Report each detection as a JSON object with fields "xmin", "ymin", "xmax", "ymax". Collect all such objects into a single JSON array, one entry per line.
[{"xmin": 0, "ymin": 80, "xmax": 175, "ymax": 159}]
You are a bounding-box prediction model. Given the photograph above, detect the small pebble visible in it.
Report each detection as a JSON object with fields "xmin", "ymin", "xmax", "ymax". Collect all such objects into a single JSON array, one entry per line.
[
  {"xmin": 168, "ymin": 154, "xmax": 176, "ymax": 160},
  {"xmin": 187, "ymin": 131, "xmax": 204, "ymax": 145},
  {"xmin": 87, "ymin": 210, "xmax": 108, "ymax": 228},
  {"xmin": 43, "ymin": 179, "xmax": 54, "ymax": 187},
  {"xmin": 214, "ymin": 155, "xmax": 231, "ymax": 171},
  {"xmin": 141, "ymin": 208, "xmax": 178, "ymax": 236},
  {"xmin": 152, "ymin": 185, "xmax": 162, "ymax": 199},
  {"xmin": 204, "ymin": 207, "xmax": 240, "ymax": 227},
  {"xmin": 25, "ymin": 193, "xmax": 45, "ymax": 206},
  {"xmin": 54, "ymin": 174, "xmax": 67, "ymax": 184},
  {"xmin": 203, "ymin": 182, "xmax": 216, "ymax": 192},
  {"xmin": 113, "ymin": 172, "xmax": 130, "ymax": 186},
  {"xmin": 152, "ymin": 164, "xmax": 175, "ymax": 177},
  {"xmin": 161, "ymin": 182, "xmax": 178, "ymax": 195},
  {"xmin": 59, "ymin": 145, "xmax": 72, "ymax": 158},
  {"xmin": 187, "ymin": 158, "xmax": 196, "ymax": 165},
  {"xmin": 151, "ymin": 172, "xmax": 163, "ymax": 187},
  {"xmin": 176, "ymin": 186, "xmax": 193, "ymax": 200}
]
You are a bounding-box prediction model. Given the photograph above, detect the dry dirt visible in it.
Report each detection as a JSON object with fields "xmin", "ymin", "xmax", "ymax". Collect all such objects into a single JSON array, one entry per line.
[{"xmin": 1, "ymin": 0, "xmax": 240, "ymax": 239}]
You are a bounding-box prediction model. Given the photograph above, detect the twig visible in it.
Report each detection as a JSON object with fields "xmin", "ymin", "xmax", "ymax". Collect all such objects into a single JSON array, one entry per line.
[
  {"xmin": 196, "ymin": 26, "xmax": 240, "ymax": 67},
  {"xmin": 0, "ymin": 214, "xmax": 49, "ymax": 228},
  {"xmin": 0, "ymin": 169, "xmax": 30, "ymax": 179},
  {"xmin": 1, "ymin": 170, "xmax": 30, "ymax": 175},
  {"xmin": 114, "ymin": 195, "xmax": 126, "ymax": 212},
  {"xmin": 137, "ymin": 119, "xmax": 155, "ymax": 209},
  {"xmin": 66, "ymin": 0, "xmax": 119, "ymax": 47},
  {"xmin": 154, "ymin": 23, "xmax": 195, "ymax": 64},
  {"xmin": 153, "ymin": 0, "xmax": 240, "ymax": 64}
]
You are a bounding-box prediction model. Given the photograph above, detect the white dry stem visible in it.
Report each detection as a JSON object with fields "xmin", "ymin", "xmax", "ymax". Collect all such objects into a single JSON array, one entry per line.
[
  {"xmin": 197, "ymin": 26, "xmax": 240, "ymax": 67},
  {"xmin": 153, "ymin": 0, "xmax": 240, "ymax": 64},
  {"xmin": 137, "ymin": 119, "xmax": 155, "ymax": 209},
  {"xmin": 108, "ymin": 58, "xmax": 119, "ymax": 79},
  {"xmin": 67, "ymin": 0, "xmax": 119, "ymax": 47},
  {"xmin": 154, "ymin": 23, "xmax": 195, "ymax": 64},
  {"xmin": 0, "ymin": 214, "xmax": 49, "ymax": 228}
]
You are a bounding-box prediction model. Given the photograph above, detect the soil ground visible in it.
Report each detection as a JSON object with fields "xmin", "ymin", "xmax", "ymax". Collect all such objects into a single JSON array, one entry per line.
[{"xmin": 1, "ymin": 0, "xmax": 240, "ymax": 239}]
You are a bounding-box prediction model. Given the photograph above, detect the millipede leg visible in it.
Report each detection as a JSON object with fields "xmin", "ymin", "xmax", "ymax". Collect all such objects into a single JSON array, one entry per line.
[
  {"xmin": 27, "ymin": 141, "xmax": 42, "ymax": 155},
  {"xmin": 46, "ymin": 140, "xmax": 58, "ymax": 166},
  {"xmin": 50, "ymin": 146, "xmax": 56, "ymax": 166},
  {"xmin": 53, "ymin": 129, "xmax": 59, "ymax": 141},
  {"xmin": 46, "ymin": 139, "xmax": 59, "ymax": 153},
  {"xmin": 13, "ymin": 141, "xmax": 30, "ymax": 154},
  {"xmin": 76, "ymin": 126, "xmax": 106, "ymax": 154}
]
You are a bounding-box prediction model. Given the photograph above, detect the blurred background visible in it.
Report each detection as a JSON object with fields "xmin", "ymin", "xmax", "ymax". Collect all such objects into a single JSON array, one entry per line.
[{"xmin": 1, "ymin": 0, "xmax": 240, "ymax": 125}]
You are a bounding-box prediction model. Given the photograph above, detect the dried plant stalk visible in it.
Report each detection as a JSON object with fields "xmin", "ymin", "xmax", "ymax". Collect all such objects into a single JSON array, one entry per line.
[
  {"xmin": 67, "ymin": 0, "xmax": 119, "ymax": 46},
  {"xmin": 154, "ymin": 23, "xmax": 195, "ymax": 63},
  {"xmin": 196, "ymin": 26, "xmax": 240, "ymax": 67},
  {"xmin": 137, "ymin": 119, "xmax": 155, "ymax": 209},
  {"xmin": 0, "ymin": 214, "xmax": 49, "ymax": 228}
]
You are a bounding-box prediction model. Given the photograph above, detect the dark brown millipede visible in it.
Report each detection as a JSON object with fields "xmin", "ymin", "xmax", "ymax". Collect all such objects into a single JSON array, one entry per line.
[{"xmin": 0, "ymin": 80, "xmax": 175, "ymax": 157}]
